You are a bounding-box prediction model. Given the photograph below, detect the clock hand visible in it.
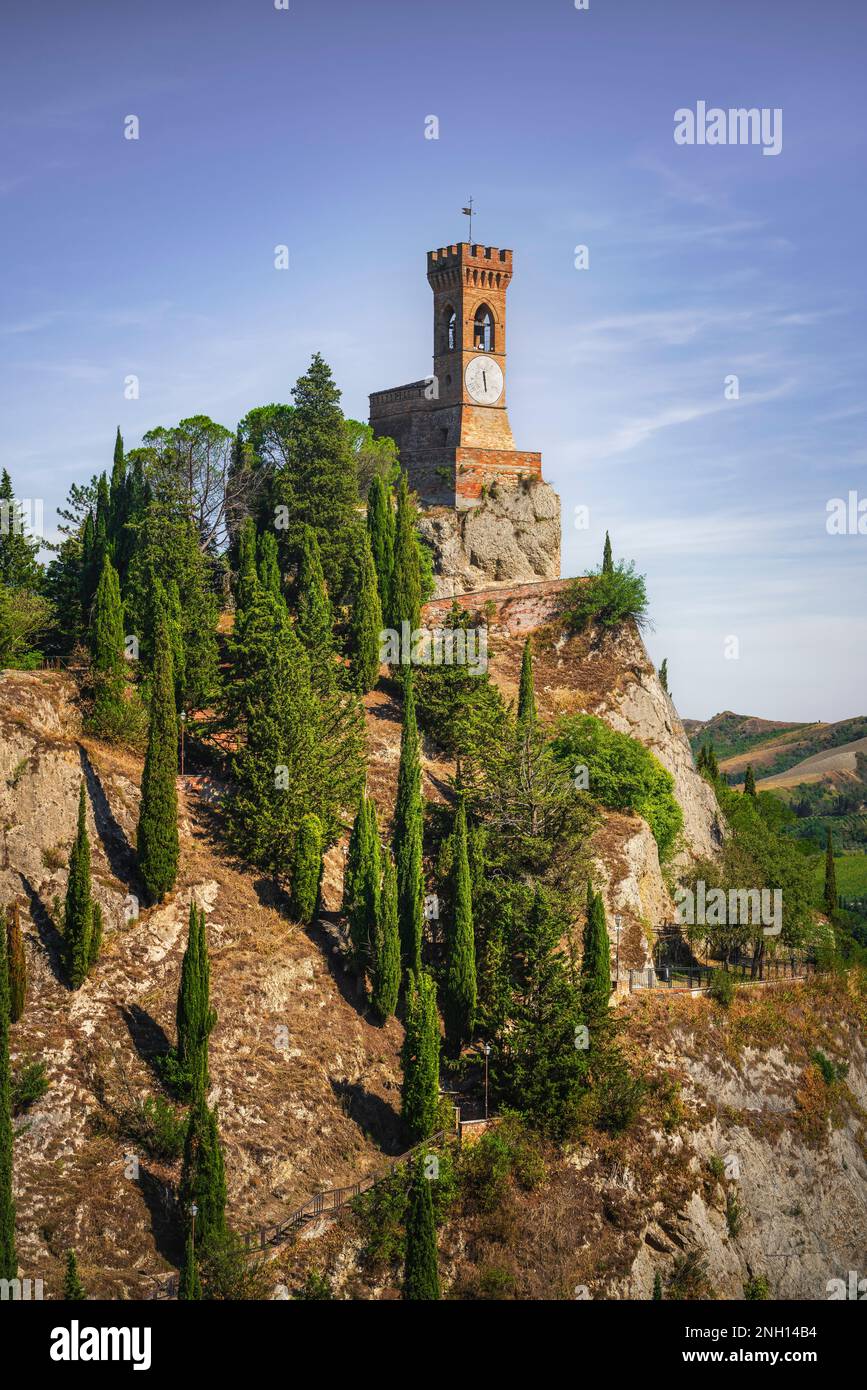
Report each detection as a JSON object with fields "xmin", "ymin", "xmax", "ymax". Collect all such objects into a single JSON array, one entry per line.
[{"xmin": 482, "ymin": 370, "xmax": 487, "ymax": 392}]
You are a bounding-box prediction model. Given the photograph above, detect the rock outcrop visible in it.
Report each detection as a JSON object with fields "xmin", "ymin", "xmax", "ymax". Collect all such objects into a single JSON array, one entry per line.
[{"xmin": 418, "ymin": 477, "xmax": 561, "ymax": 597}]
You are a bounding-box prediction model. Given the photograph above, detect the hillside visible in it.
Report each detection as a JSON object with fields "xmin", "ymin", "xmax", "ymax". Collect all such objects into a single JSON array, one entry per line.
[{"xmin": 687, "ymin": 710, "xmax": 867, "ymax": 790}]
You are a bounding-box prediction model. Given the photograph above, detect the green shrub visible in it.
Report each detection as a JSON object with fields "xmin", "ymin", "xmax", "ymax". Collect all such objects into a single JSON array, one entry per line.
[
  {"xmin": 552, "ymin": 714, "xmax": 683, "ymax": 862},
  {"xmin": 563, "ymin": 561, "xmax": 649, "ymax": 634},
  {"xmin": 293, "ymin": 1270, "xmax": 334, "ymax": 1300},
  {"xmin": 744, "ymin": 1274, "xmax": 771, "ymax": 1300},
  {"xmin": 459, "ymin": 1115, "xmax": 546, "ymax": 1212},
  {"xmin": 811, "ymin": 1048, "xmax": 848, "ymax": 1085},
  {"xmin": 725, "ymin": 1188, "xmax": 742, "ymax": 1238},
  {"xmin": 708, "ymin": 969, "xmax": 735, "ymax": 1008},
  {"xmin": 118, "ymin": 1093, "xmax": 187, "ymax": 1162},
  {"xmin": 12, "ymin": 1059, "xmax": 49, "ymax": 1115},
  {"xmin": 591, "ymin": 1048, "xmax": 647, "ymax": 1133}
]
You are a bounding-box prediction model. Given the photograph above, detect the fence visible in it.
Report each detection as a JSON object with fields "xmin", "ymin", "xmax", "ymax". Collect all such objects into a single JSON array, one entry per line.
[
  {"xmin": 628, "ymin": 955, "xmax": 816, "ymax": 994},
  {"xmin": 150, "ymin": 1129, "xmax": 447, "ymax": 1300}
]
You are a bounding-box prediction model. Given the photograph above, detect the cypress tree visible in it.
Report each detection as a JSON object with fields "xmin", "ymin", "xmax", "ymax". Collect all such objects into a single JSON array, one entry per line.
[
  {"xmin": 824, "ymin": 828, "xmax": 838, "ymax": 917},
  {"xmin": 400, "ymin": 970, "xmax": 440, "ymax": 1142},
  {"xmin": 444, "ymin": 798, "xmax": 476, "ymax": 1054},
  {"xmin": 344, "ymin": 794, "xmax": 381, "ymax": 973},
  {"xmin": 371, "ymin": 850, "xmax": 400, "ymax": 1022},
  {"xmin": 63, "ymin": 1248, "xmax": 85, "ymax": 1299},
  {"xmin": 366, "ymin": 474, "xmax": 394, "ymax": 616},
  {"xmin": 743, "ymin": 764, "xmax": 756, "ymax": 798},
  {"xmin": 109, "ymin": 426, "xmax": 126, "ymax": 537},
  {"xmin": 394, "ymin": 672, "xmax": 424, "ymax": 974},
  {"xmin": 389, "ymin": 471, "xmax": 422, "ymax": 634},
  {"xmin": 136, "ymin": 612, "xmax": 179, "ymax": 904},
  {"xmin": 295, "ymin": 525, "xmax": 335, "ymax": 691},
  {"xmin": 517, "ymin": 636, "xmax": 536, "ymax": 731},
  {"xmin": 348, "ymin": 531, "xmax": 383, "ymax": 694},
  {"xmin": 658, "ymin": 658, "xmax": 669, "ymax": 695},
  {"xmin": 581, "ymin": 884, "xmax": 612, "ymax": 1024},
  {"xmin": 235, "ymin": 515, "xmax": 259, "ymax": 612},
  {"xmin": 90, "ymin": 553, "xmax": 126, "ymax": 728},
  {"xmin": 256, "ymin": 529, "xmax": 282, "ymax": 599},
  {"xmin": 652, "ymin": 1270, "xmax": 663, "ymax": 1301},
  {"xmin": 403, "ymin": 1155, "xmax": 440, "ymax": 1301},
  {"xmin": 179, "ymin": 1096, "xmax": 227, "ymax": 1261},
  {"xmin": 178, "ymin": 1227, "xmax": 202, "ymax": 1300},
  {"xmin": 6, "ymin": 903, "xmax": 26, "ymax": 1023},
  {"xmin": 176, "ymin": 902, "xmax": 216, "ymax": 1099},
  {"xmin": 602, "ymin": 530, "xmax": 614, "ymax": 574},
  {"xmin": 64, "ymin": 783, "xmax": 94, "ymax": 990},
  {"xmin": 290, "ymin": 814, "xmax": 323, "ymax": 924},
  {"xmin": 0, "ymin": 897, "xmax": 15, "ymax": 1279}
]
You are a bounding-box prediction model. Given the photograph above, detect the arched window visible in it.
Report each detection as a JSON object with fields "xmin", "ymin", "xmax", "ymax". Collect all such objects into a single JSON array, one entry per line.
[
  {"xmin": 445, "ymin": 307, "xmax": 457, "ymax": 351},
  {"xmin": 473, "ymin": 304, "xmax": 494, "ymax": 351}
]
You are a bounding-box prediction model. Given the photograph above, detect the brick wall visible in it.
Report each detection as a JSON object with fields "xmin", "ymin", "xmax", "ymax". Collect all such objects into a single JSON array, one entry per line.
[{"xmin": 424, "ymin": 577, "xmax": 576, "ymax": 634}]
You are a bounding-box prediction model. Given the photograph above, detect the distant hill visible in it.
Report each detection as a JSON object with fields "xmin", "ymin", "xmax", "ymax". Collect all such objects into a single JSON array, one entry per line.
[
  {"xmin": 684, "ymin": 710, "xmax": 808, "ymax": 763},
  {"xmin": 686, "ymin": 710, "xmax": 867, "ymax": 790}
]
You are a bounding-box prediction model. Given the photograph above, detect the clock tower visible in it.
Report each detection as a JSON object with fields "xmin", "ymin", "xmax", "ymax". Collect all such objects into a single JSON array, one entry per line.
[{"xmin": 369, "ymin": 242, "xmax": 543, "ymax": 509}]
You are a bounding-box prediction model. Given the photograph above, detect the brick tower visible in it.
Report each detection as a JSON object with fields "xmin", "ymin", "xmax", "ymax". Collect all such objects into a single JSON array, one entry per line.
[{"xmin": 369, "ymin": 243, "xmax": 543, "ymax": 509}]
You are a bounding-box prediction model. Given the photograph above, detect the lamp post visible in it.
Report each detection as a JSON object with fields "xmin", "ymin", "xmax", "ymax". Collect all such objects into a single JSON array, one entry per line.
[
  {"xmin": 483, "ymin": 1042, "xmax": 491, "ymax": 1121},
  {"xmin": 180, "ymin": 710, "xmax": 187, "ymax": 777},
  {"xmin": 190, "ymin": 1201, "xmax": 198, "ymax": 1258}
]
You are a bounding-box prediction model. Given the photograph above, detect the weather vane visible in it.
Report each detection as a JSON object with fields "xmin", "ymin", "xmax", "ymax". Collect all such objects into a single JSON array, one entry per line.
[{"xmin": 461, "ymin": 197, "xmax": 475, "ymax": 243}]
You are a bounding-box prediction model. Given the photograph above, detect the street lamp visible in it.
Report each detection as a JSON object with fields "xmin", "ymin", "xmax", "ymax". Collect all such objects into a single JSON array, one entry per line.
[
  {"xmin": 180, "ymin": 710, "xmax": 187, "ymax": 777},
  {"xmin": 190, "ymin": 1201, "xmax": 198, "ymax": 1257},
  {"xmin": 483, "ymin": 1043, "xmax": 491, "ymax": 1121}
]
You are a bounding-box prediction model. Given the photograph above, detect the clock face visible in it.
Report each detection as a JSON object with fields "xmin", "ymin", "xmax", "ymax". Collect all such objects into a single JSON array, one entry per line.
[{"xmin": 465, "ymin": 355, "xmax": 503, "ymax": 405}]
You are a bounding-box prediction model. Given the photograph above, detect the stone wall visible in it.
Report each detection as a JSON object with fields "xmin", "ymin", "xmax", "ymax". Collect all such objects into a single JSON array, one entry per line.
[{"xmin": 418, "ymin": 477, "xmax": 561, "ymax": 596}]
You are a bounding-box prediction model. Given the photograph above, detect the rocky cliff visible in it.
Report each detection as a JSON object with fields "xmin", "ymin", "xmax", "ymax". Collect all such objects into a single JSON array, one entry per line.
[{"xmin": 418, "ymin": 477, "xmax": 561, "ymax": 598}]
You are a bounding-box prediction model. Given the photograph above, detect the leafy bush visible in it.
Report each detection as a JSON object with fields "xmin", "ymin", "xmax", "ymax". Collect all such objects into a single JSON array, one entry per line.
[
  {"xmin": 744, "ymin": 1274, "xmax": 771, "ymax": 1300},
  {"xmin": 12, "ymin": 1059, "xmax": 49, "ymax": 1115},
  {"xmin": 708, "ymin": 969, "xmax": 735, "ymax": 1008},
  {"xmin": 154, "ymin": 1047, "xmax": 194, "ymax": 1099},
  {"xmin": 553, "ymin": 714, "xmax": 683, "ymax": 862},
  {"xmin": 293, "ymin": 1270, "xmax": 334, "ymax": 1300},
  {"xmin": 725, "ymin": 1188, "xmax": 742, "ymax": 1238},
  {"xmin": 197, "ymin": 1229, "xmax": 272, "ymax": 1300},
  {"xmin": 589, "ymin": 1048, "xmax": 647, "ymax": 1133},
  {"xmin": 118, "ymin": 1093, "xmax": 186, "ymax": 1162},
  {"xmin": 563, "ymin": 561, "xmax": 649, "ymax": 634},
  {"xmin": 811, "ymin": 1048, "xmax": 848, "ymax": 1085},
  {"xmin": 459, "ymin": 1114, "xmax": 547, "ymax": 1213}
]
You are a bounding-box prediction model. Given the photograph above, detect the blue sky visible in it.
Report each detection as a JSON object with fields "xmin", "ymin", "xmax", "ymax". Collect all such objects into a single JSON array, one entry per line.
[{"xmin": 1, "ymin": 0, "xmax": 865, "ymax": 720}]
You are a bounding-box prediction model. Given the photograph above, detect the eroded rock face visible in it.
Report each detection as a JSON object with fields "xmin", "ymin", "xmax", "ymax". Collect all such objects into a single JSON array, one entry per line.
[
  {"xmin": 590, "ymin": 812, "xmax": 674, "ymax": 976},
  {"xmin": 418, "ymin": 478, "xmax": 561, "ymax": 597}
]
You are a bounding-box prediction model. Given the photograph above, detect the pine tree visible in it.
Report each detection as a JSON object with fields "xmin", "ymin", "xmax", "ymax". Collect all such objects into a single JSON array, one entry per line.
[
  {"xmin": 6, "ymin": 903, "xmax": 26, "ymax": 1023},
  {"xmin": 348, "ymin": 531, "xmax": 383, "ymax": 694},
  {"xmin": 371, "ymin": 850, "xmax": 401, "ymax": 1022},
  {"xmin": 581, "ymin": 884, "xmax": 612, "ymax": 1023},
  {"xmin": 743, "ymin": 764, "xmax": 756, "ymax": 798},
  {"xmin": 344, "ymin": 794, "xmax": 381, "ymax": 974},
  {"xmin": 0, "ymin": 468, "xmax": 41, "ymax": 590},
  {"xmin": 65, "ymin": 783, "xmax": 94, "ymax": 989},
  {"xmin": 389, "ymin": 471, "xmax": 422, "ymax": 634},
  {"xmin": 502, "ymin": 885, "xmax": 587, "ymax": 1138},
  {"xmin": 0, "ymin": 898, "xmax": 15, "ymax": 1279},
  {"xmin": 179, "ymin": 1096, "xmax": 227, "ymax": 1261},
  {"xmin": 824, "ymin": 828, "xmax": 838, "ymax": 917},
  {"xmin": 63, "ymin": 1249, "xmax": 85, "ymax": 1299},
  {"xmin": 403, "ymin": 1155, "xmax": 440, "ymax": 1301},
  {"xmin": 602, "ymin": 530, "xmax": 614, "ymax": 575},
  {"xmin": 295, "ymin": 525, "xmax": 335, "ymax": 691},
  {"xmin": 290, "ymin": 814, "xmax": 323, "ymax": 924},
  {"xmin": 136, "ymin": 612, "xmax": 179, "ymax": 904},
  {"xmin": 652, "ymin": 1270, "xmax": 663, "ymax": 1301},
  {"xmin": 393, "ymin": 672, "xmax": 424, "ymax": 974},
  {"xmin": 256, "ymin": 529, "xmax": 282, "ymax": 599},
  {"xmin": 90, "ymin": 553, "xmax": 126, "ymax": 729},
  {"xmin": 366, "ymin": 474, "xmax": 394, "ymax": 616},
  {"xmin": 658, "ymin": 658, "xmax": 669, "ymax": 695},
  {"xmin": 517, "ymin": 636, "xmax": 536, "ymax": 731},
  {"xmin": 444, "ymin": 798, "xmax": 476, "ymax": 1054},
  {"xmin": 177, "ymin": 902, "xmax": 216, "ymax": 1098},
  {"xmin": 401, "ymin": 970, "xmax": 440, "ymax": 1142}
]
